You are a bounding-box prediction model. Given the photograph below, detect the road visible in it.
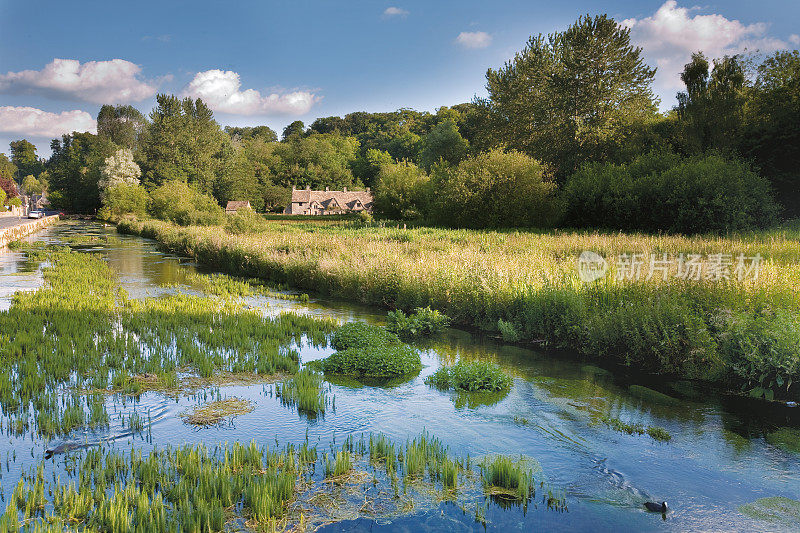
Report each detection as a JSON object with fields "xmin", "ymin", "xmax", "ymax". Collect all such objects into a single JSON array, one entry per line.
[{"xmin": 0, "ymin": 216, "xmax": 30, "ymax": 231}]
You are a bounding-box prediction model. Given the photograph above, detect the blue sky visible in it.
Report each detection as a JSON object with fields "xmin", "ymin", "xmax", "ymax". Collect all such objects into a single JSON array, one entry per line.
[{"xmin": 1, "ymin": 0, "xmax": 798, "ymax": 157}]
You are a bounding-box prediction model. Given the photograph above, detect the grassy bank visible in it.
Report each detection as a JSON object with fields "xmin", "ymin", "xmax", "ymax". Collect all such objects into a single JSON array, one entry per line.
[{"xmin": 116, "ymin": 217, "xmax": 800, "ymax": 399}]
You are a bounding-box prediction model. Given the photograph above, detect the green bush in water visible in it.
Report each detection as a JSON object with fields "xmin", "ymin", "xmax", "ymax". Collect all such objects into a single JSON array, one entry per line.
[
  {"xmin": 315, "ymin": 344, "xmax": 421, "ymax": 378},
  {"xmin": 426, "ymin": 361, "xmax": 512, "ymax": 392},
  {"xmin": 330, "ymin": 322, "xmax": 401, "ymax": 351},
  {"xmin": 386, "ymin": 306, "xmax": 450, "ymax": 337}
]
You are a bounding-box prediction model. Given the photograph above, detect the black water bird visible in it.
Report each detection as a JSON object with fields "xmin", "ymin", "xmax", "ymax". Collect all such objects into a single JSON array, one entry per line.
[{"xmin": 644, "ymin": 501, "xmax": 668, "ymax": 513}]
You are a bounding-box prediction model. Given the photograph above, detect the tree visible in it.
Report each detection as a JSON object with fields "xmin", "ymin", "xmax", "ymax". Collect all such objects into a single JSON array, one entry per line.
[
  {"xmin": 282, "ymin": 121, "xmax": 306, "ymax": 140},
  {"xmin": 373, "ymin": 161, "xmax": 429, "ymax": 220},
  {"xmin": 99, "ymin": 149, "xmax": 141, "ymax": 193},
  {"xmin": 418, "ymin": 119, "xmax": 469, "ymax": 169},
  {"xmin": 149, "ymin": 181, "xmax": 225, "ymax": 226},
  {"xmin": 9, "ymin": 140, "xmax": 42, "ymax": 179},
  {"xmin": 0, "ymin": 154, "xmax": 17, "ymax": 184},
  {"xmin": 352, "ymin": 148, "xmax": 394, "ymax": 188},
  {"xmin": 268, "ymin": 133, "xmax": 361, "ymax": 190},
  {"xmin": 22, "ymin": 175, "xmax": 44, "ymax": 196},
  {"xmin": 485, "ymin": 14, "xmax": 658, "ymax": 179},
  {"xmin": 47, "ymin": 132, "xmax": 116, "ymax": 212},
  {"xmin": 677, "ymin": 52, "xmax": 748, "ymax": 154},
  {"xmin": 740, "ymin": 50, "xmax": 800, "ymax": 216},
  {"xmin": 429, "ymin": 149, "xmax": 558, "ymax": 228},
  {"xmin": 98, "ymin": 184, "xmax": 149, "ymax": 222},
  {"xmin": 141, "ymin": 94, "xmax": 230, "ymax": 193},
  {"xmin": 97, "ymin": 105, "xmax": 148, "ymax": 152},
  {"xmin": 308, "ymin": 116, "xmax": 348, "ymax": 135},
  {"xmin": 224, "ymin": 126, "xmax": 278, "ymax": 143}
]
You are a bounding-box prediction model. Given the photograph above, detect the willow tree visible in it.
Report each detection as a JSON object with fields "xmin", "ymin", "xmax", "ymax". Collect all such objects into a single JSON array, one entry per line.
[{"xmin": 485, "ymin": 14, "xmax": 658, "ymax": 179}]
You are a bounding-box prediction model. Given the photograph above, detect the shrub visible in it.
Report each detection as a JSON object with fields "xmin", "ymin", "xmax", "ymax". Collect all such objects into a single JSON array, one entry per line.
[
  {"xmin": 386, "ymin": 306, "xmax": 450, "ymax": 337},
  {"xmin": 315, "ymin": 344, "xmax": 421, "ymax": 378},
  {"xmin": 225, "ymin": 207, "xmax": 268, "ymax": 234},
  {"xmin": 722, "ymin": 309, "xmax": 800, "ymax": 400},
  {"xmin": 425, "ymin": 361, "xmax": 512, "ymax": 392},
  {"xmin": 562, "ymin": 151, "xmax": 779, "ymax": 233},
  {"xmin": 373, "ymin": 161, "xmax": 430, "ymax": 220},
  {"xmin": 428, "ymin": 149, "xmax": 559, "ymax": 229},
  {"xmin": 149, "ymin": 181, "xmax": 225, "ymax": 226},
  {"xmin": 330, "ymin": 322, "xmax": 400, "ymax": 351},
  {"xmin": 98, "ymin": 184, "xmax": 149, "ymax": 222}
]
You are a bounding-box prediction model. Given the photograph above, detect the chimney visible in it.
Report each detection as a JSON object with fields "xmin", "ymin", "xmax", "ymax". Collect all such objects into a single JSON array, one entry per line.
[
  {"xmin": 306, "ymin": 185, "xmax": 311, "ymax": 191},
  {"xmin": 325, "ymin": 186, "xmax": 329, "ymax": 191},
  {"xmin": 343, "ymin": 187, "xmax": 347, "ymax": 192},
  {"xmin": 366, "ymin": 187, "xmax": 370, "ymax": 193}
]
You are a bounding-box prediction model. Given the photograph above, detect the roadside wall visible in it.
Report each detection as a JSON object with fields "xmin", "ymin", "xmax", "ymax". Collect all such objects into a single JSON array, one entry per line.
[{"xmin": 0, "ymin": 215, "xmax": 59, "ymax": 249}]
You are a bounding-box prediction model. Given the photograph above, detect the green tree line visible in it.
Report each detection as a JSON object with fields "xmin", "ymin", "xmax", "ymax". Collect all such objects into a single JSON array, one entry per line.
[{"xmin": 1, "ymin": 14, "xmax": 797, "ymax": 231}]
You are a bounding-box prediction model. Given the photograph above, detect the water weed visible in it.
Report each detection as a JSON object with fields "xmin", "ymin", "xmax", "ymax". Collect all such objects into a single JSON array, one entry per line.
[
  {"xmin": 276, "ymin": 369, "xmax": 329, "ymax": 416},
  {"xmin": 180, "ymin": 397, "xmax": 254, "ymax": 426},
  {"xmin": 386, "ymin": 306, "xmax": 451, "ymax": 338},
  {"xmin": 600, "ymin": 416, "xmax": 672, "ymax": 442},
  {"xmin": 426, "ymin": 361, "xmax": 512, "ymax": 392}
]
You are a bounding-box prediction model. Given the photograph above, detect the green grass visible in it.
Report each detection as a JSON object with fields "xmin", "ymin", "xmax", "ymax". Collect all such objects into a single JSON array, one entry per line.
[
  {"xmin": 426, "ymin": 361, "xmax": 512, "ymax": 392},
  {"xmin": 386, "ymin": 306, "xmax": 451, "ymax": 338},
  {"xmin": 276, "ymin": 369, "xmax": 329, "ymax": 416},
  {"xmin": 0, "ymin": 247, "xmax": 337, "ymax": 437},
  {"xmin": 116, "ymin": 217, "xmax": 800, "ymax": 399},
  {"xmin": 600, "ymin": 416, "xmax": 672, "ymax": 442}
]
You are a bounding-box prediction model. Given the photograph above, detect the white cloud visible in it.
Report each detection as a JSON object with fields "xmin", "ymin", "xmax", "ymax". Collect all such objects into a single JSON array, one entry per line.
[
  {"xmin": 383, "ymin": 7, "xmax": 408, "ymax": 17},
  {"xmin": 623, "ymin": 1, "xmax": 787, "ymax": 97},
  {"xmin": 0, "ymin": 59, "xmax": 157, "ymax": 104},
  {"xmin": 182, "ymin": 70, "xmax": 319, "ymax": 116},
  {"xmin": 790, "ymin": 34, "xmax": 800, "ymax": 46},
  {"xmin": 456, "ymin": 31, "xmax": 492, "ymax": 49},
  {"xmin": 0, "ymin": 106, "xmax": 96, "ymax": 137}
]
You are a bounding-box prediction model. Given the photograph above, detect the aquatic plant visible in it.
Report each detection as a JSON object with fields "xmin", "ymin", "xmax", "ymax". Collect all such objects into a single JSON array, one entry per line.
[
  {"xmin": 180, "ymin": 397, "xmax": 254, "ymax": 426},
  {"xmin": 386, "ymin": 306, "xmax": 450, "ymax": 337},
  {"xmin": 330, "ymin": 322, "xmax": 400, "ymax": 351},
  {"xmin": 276, "ymin": 369, "xmax": 328, "ymax": 416},
  {"xmin": 315, "ymin": 344, "xmax": 421, "ymax": 378},
  {"xmin": 426, "ymin": 361, "xmax": 512, "ymax": 392},
  {"xmin": 600, "ymin": 416, "xmax": 672, "ymax": 442}
]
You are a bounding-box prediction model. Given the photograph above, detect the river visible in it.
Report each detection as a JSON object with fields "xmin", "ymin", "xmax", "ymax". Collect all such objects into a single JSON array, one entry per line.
[{"xmin": 1, "ymin": 220, "xmax": 799, "ymax": 532}]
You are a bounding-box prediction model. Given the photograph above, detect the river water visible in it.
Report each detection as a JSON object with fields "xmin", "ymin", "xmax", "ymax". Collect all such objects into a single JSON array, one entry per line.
[{"xmin": 1, "ymin": 220, "xmax": 799, "ymax": 532}]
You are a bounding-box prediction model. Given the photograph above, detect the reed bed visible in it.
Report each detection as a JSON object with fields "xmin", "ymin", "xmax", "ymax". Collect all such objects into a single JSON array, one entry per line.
[
  {"xmin": 117, "ymin": 218, "xmax": 800, "ymax": 399},
  {"xmin": 0, "ymin": 245, "xmax": 338, "ymax": 438},
  {"xmin": 275, "ymin": 369, "xmax": 329, "ymax": 416},
  {"xmin": 2, "ymin": 430, "xmax": 566, "ymax": 530}
]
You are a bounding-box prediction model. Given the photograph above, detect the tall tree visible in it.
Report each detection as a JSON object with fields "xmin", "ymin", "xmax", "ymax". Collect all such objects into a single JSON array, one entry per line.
[
  {"xmin": 418, "ymin": 119, "xmax": 469, "ymax": 170},
  {"xmin": 46, "ymin": 132, "xmax": 115, "ymax": 212},
  {"xmin": 485, "ymin": 14, "xmax": 658, "ymax": 179},
  {"xmin": 141, "ymin": 94, "xmax": 229, "ymax": 193},
  {"xmin": 281, "ymin": 121, "xmax": 306, "ymax": 140},
  {"xmin": 9, "ymin": 140, "xmax": 42, "ymax": 179},
  {"xmin": 97, "ymin": 105, "xmax": 148, "ymax": 152}
]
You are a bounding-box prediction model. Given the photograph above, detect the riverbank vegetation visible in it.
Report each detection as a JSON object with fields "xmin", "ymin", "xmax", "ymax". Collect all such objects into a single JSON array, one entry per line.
[{"xmin": 117, "ymin": 217, "xmax": 800, "ymax": 400}]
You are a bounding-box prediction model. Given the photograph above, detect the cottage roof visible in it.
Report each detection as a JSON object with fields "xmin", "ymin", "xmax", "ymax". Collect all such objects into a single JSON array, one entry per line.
[
  {"xmin": 226, "ymin": 201, "xmax": 251, "ymax": 211},
  {"xmin": 291, "ymin": 189, "xmax": 373, "ymax": 209}
]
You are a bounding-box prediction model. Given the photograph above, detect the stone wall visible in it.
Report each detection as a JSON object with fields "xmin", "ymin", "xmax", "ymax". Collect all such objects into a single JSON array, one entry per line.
[{"xmin": 0, "ymin": 215, "xmax": 59, "ymax": 249}]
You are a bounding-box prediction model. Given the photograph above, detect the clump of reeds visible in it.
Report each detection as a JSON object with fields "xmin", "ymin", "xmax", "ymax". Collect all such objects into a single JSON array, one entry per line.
[
  {"xmin": 275, "ymin": 369, "xmax": 328, "ymax": 416},
  {"xmin": 426, "ymin": 361, "xmax": 512, "ymax": 392},
  {"xmin": 180, "ymin": 398, "xmax": 254, "ymax": 426}
]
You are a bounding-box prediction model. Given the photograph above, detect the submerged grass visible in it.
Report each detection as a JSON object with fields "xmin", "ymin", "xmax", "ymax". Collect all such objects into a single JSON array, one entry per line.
[
  {"xmin": 600, "ymin": 416, "xmax": 672, "ymax": 442},
  {"xmin": 117, "ymin": 217, "xmax": 800, "ymax": 399},
  {"xmin": 276, "ymin": 369, "xmax": 329, "ymax": 416},
  {"xmin": 0, "ymin": 247, "xmax": 337, "ymax": 438},
  {"xmin": 2, "ymin": 430, "xmax": 565, "ymax": 530}
]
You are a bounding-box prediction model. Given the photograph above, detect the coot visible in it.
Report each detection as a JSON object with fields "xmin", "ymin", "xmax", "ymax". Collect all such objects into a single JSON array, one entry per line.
[{"xmin": 644, "ymin": 501, "xmax": 668, "ymax": 513}]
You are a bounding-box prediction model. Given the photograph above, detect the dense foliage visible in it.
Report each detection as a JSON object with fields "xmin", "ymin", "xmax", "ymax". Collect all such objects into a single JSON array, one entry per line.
[
  {"xmin": 426, "ymin": 361, "xmax": 512, "ymax": 392},
  {"xmin": 386, "ymin": 306, "xmax": 451, "ymax": 337}
]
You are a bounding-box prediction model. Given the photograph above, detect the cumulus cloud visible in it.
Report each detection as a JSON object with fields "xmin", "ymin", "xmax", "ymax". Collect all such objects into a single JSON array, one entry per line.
[
  {"xmin": 622, "ymin": 1, "xmax": 787, "ymax": 96},
  {"xmin": 790, "ymin": 34, "xmax": 800, "ymax": 46},
  {"xmin": 0, "ymin": 106, "xmax": 96, "ymax": 137},
  {"xmin": 455, "ymin": 31, "xmax": 492, "ymax": 49},
  {"xmin": 182, "ymin": 69, "xmax": 319, "ymax": 116},
  {"xmin": 0, "ymin": 59, "xmax": 157, "ymax": 104},
  {"xmin": 383, "ymin": 7, "xmax": 408, "ymax": 17}
]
